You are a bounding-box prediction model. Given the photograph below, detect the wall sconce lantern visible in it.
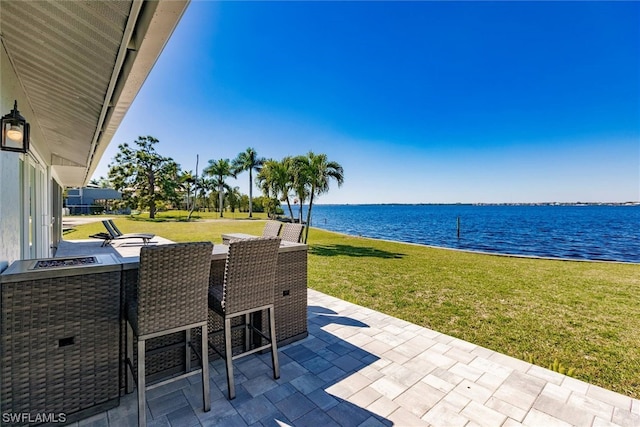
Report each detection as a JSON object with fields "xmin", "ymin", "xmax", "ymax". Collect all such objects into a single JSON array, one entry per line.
[{"xmin": 1, "ymin": 100, "xmax": 30, "ymax": 153}]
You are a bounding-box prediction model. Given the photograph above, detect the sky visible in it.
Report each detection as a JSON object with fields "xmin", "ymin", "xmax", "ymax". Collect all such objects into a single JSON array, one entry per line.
[{"xmin": 92, "ymin": 1, "xmax": 640, "ymax": 204}]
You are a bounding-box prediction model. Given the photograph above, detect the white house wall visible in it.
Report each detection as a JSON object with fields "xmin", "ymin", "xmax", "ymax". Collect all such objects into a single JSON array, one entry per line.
[
  {"xmin": 0, "ymin": 152, "xmax": 21, "ymax": 271},
  {"xmin": 1, "ymin": 42, "xmax": 55, "ymax": 270}
]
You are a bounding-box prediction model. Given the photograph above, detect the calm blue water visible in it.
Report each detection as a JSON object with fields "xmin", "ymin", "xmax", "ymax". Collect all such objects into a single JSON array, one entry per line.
[{"xmin": 307, "ymin": 204, "xmax": 640, "ymax": 263}]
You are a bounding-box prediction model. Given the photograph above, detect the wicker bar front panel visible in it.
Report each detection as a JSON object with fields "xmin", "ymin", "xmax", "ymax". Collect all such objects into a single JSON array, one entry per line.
[
  {"xmin": 1, "ymin": 271, "xmax": 120, "ymax": 424},
  {"xmin": 274, "ymin": 249, "xmax": 308, "ymax": 344}
]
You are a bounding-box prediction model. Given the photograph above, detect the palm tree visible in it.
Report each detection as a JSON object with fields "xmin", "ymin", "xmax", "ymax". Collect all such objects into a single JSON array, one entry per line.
[
  {"xmin": 210, "ymin": 178, "xmax": 233, "ymax": 213},
  {"xmin": 298, "ymin": 152, "xmax": 344, "ymax": 243},
  {"xmin": 187, "ymin": 154, "xmax": 200, "ymax": 220},
  {"xmin": 232, "ymin": 147, "xmax": 265, "ymax": 217},
  {"xmin": 226, "ymin": 186, "xmax": 243, "ymax": 212},
  {"xmin": 178, "ymin": 170, "xmax": 195, "ymax": 211},
  {"xmin": 256, "ymin": 159, "xmax": 279, "ymax": 219},
  {"xmin": 204, "ymin": 158, "xmax": 235, "ymax": 217},
  {"xmin": 279, "ymin": 157, "xmax": 297, "ymax": 221},
  {"xmin": 291, "ymin": 155, "xmax": 311, "ymax": 224},
  {"xmin": 195, "ymin": 176, "xmax": 215, "ymax": 211},
  {"xmin": 273, "ymin": 156, "xmax": 293, "ymax": 222},
  {"xmin": 257, "ymin": 158, "xmax": 296, "ymax": 221}
]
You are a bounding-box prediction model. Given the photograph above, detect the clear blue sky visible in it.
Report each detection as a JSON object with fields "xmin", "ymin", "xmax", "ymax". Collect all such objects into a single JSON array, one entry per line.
[{"xmin": 92, "ymin": 1, "xmax": 640, "ymax": 204}]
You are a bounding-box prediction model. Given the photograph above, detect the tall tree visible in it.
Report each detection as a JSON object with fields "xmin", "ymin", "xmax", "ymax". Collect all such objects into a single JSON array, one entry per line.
[
  {"xmin": 187, "ymin": 154, "xmax": 199, "ymax": 220},
  {"xmin": 257, "ymin": 159, "xmax": 281, "ymax": 219},
  {"xmin": 232, "ymin": 147, "xmax": 265, "ymax": 217},
  {"xmin": 291, "ymin": 156, "xmax": 311, "ymax": 223},
  {"xmin": 108, "ymin": 136, "xmax": 180, "ymax": 219},
  {"xmin": 196, "ymin": 177, "xmax": 215, "ymax": 211},
  {"xmin": 257, "ymin": 158, "xmax": 296, "ymax": 221},
  {"xmin": 210, "ymin": 178, "xmax": 233, "ymax": 213},
  {"xmin": 204, "ymin": 158, "xmax": 235, "ymax": 217},
  {"xmin": 226, "ymin": 186, "xmax": 242, "ymax": 212},
  {"xmin": 179, "ymin": 170, "xmax": 195, "ymax": 211},
  {"xmin": 297, "ymin": 152, "xmax": 344, "ymax": 243}
]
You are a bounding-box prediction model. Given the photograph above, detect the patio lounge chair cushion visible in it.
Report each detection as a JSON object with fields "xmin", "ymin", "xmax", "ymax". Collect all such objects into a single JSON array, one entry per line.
[
  {"xmin": 89, "ymin": 231, "xmax": 111, "ymax": 240},
  {"xmin": 108, "ymin": 219, "xmax": 154, "ymax": 240},
  {"xmin": 101, "ymin": 220, "xmax": 155, "ymax": 245}
]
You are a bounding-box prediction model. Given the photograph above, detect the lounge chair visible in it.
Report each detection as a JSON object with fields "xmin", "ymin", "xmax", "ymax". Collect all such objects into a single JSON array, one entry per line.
[{"xmin": 91, "ymin": 220, "xmax": 155, "ymax": 246}]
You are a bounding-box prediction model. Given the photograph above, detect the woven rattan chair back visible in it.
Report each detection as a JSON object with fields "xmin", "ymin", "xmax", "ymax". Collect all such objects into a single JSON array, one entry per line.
[
  {"xmin": 127, "ymin": 241, "xmax": 213, "ymax": 425},
  {"xmin": 280, "ymin": 223, "xmax": 304, "ymax": 243},
  {"xmin": 262, "ymin": 220, "xmax": 282, "ymax": 237},
  {"xmin": 137, "ymin": 242, "xmax": 212, "ymax": 335},
  {"xmin": 210, "ymin": 236, "xmax": 281, "ymax": 399},
  {"xmin": 222, "ymin": 237, "xmax": 281, "ymax": 315}
]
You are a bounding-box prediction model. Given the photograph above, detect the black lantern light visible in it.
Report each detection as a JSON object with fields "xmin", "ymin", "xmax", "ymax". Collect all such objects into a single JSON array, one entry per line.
[{"xmin": 1, "ymin": 100, "xmax": 30, "ymax": 153}]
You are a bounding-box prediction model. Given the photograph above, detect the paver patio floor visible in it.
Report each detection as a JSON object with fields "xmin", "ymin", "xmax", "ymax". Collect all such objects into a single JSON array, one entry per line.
[{"xmin": 71, "ymin": 287, "xmax": 639, "ymax": 427}]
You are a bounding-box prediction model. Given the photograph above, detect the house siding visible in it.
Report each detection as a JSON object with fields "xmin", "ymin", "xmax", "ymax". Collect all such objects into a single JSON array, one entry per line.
[{"xmin": 1, "ymin": 42, "xmax": 55, "ymax": 270}]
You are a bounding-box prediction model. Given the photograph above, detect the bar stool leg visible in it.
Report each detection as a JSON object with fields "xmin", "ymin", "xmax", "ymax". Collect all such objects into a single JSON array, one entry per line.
[
  {"xmin": 137, "ymin": 339, "xmax": 146, "ymax": 427},
  {"xmin": 224, "ymin": 317, "xmax": 235, "ymax": 399},
  {"xmin": 268, "ymin": 306, "xmax": 280, "ymax": 379},
  {"xmin": 201, "ymin": 324, "xmax": 211, "ymax": 411},
  {"xmin": 185, "ymin": 329, "xmax": 191, "ymax": 372},
  {"xmin": 244, "ymin": 313, "xmax": 250, "ymax": 351},
  {"xmin": 126, "ymin": 321, "xmax": 134, "ymax": 394}
]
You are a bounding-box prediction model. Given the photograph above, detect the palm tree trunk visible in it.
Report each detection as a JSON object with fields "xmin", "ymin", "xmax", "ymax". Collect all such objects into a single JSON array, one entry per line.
[
  {"xmin": 304, "ymin": 192, "xmax": 314, "ymax": 243},
  {"xmin": 149, "ymin": 170, "xmax": 156, "ymax": 219},
  {"xmin": 219, "ymin": 183, "xmax": 224, "ymax": 217},
  {"xmin": 298, "ymin": 196, "xmax": 304, "ymax": 223},
  {"xmin": 248, "ymin": 169, "xmax": 253, "ymax": 218},
  {"xmin": 187, "ymin": 155, "xmax": 198, "ymax": 221},
  {"xmin": 286, "ymin": 197, "xmax": 294, "ymax": 222}
]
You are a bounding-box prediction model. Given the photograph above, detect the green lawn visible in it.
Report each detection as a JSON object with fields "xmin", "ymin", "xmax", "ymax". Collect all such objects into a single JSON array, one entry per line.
[{"xmin": 65, "ymin": 215, "xmax": 640, "ymax": 398}]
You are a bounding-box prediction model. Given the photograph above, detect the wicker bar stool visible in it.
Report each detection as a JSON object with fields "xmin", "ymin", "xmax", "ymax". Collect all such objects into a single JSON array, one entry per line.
[
  {"xmin": 125, "ymin": 242, "xmax": 213, "ymax": 426},
  {"xmin": 262, "ymin": 220, "xmax": 282, "ymax": 237},
  {"xmin": 280, "ymin": 223, "xmax": 304, "ymax": 243},
  {"xmin": 208, "ymin": 237, "xmax": 281, "ymax": 399}
]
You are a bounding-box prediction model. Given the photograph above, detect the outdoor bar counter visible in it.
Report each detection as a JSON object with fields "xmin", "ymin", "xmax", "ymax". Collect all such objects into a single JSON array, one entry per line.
[{"xmin": 0, "ymin": 254, "xmax": 122, "ymax": 424}]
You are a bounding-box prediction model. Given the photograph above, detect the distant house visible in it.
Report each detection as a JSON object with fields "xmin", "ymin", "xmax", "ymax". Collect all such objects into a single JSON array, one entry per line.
[{"xmin": 64, "ymin": 187, "xmax": 124, "ymax": 215}]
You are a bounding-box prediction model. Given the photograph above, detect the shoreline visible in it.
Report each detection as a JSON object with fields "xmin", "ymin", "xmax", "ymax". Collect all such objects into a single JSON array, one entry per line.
[
  {"xmin": 311, "ymin": 202, "xmax": 640, "ymax": 207},
  {"xmin": 314, "ymin": 227, "xmax": 640, "ymax": 266}
]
